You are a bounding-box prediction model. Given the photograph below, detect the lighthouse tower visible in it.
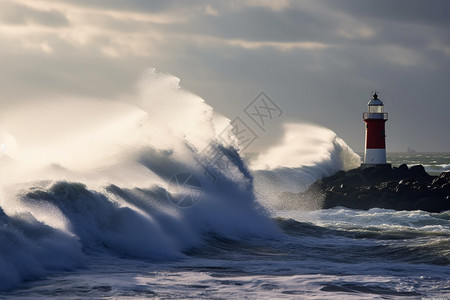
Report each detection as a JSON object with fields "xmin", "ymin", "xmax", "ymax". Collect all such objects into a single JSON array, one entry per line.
[{"xmin": 363, "ymin": 92, "xmax": 389, "ymax": 166}]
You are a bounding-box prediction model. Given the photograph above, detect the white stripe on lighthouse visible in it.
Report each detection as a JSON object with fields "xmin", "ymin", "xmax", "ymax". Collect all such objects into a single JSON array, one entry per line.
[{"xmin": 364, "ymin": 148, "xmax": 387, "ymax": 164}]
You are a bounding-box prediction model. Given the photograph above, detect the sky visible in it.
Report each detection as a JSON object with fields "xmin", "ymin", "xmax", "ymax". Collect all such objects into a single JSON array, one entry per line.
[{"xmin": 0, "ymin": 0, "xmax": 449, "ymax": 153}]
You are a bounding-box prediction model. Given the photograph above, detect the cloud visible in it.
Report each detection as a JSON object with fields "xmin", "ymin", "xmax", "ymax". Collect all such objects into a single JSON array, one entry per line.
[
  {"xmin": 174, "ymin": 5, "xmax": 337, "ymax": 44},
  {"xmin": 0, "ymin": 0, "xmax": 448, "ymax": 151},
  {"xmin": 324, "ymin": 0, "xmax": 450, "ymax": 27},
  {"xmin": 0, "ymin": 1, "xmax": 69, "ymax": 27},
  {"xmin": 31, "ymin": 0, "xmax": 174, "ymax": 13}
]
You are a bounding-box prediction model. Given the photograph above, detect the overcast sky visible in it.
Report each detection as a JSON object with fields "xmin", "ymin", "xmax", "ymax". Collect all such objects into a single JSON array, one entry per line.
[{"xmin": 0, "ymin": 0, "xmax": 449, "ymax": 152}]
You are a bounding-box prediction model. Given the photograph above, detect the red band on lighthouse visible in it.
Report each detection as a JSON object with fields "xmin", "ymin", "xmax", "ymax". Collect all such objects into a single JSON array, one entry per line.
[{"xmin": 365, "ymin": 119, "xmax": 386, "ymax": 149}]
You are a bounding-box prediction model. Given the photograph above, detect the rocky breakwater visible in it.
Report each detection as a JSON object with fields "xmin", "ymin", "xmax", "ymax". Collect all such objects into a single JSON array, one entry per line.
[{"xmin": 293, "ymin": 164, "xmax": 450, "ymax": 212}]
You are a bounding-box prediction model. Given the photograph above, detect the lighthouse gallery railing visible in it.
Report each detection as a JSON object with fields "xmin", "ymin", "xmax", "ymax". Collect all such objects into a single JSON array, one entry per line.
[{"xmin": 363, "ymin": 112, "xmax": 388, "ymax": 120}]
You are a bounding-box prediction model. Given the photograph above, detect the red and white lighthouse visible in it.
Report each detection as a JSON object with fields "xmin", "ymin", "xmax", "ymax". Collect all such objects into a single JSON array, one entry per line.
[{"xmin": 363, "ymin": 92, "xmax": 388, "ymax": 166}]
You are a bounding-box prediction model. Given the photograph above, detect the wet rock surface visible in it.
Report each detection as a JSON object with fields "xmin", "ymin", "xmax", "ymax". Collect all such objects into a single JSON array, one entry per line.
[{"xmin": 288, "ymin": 164, "xmax": 450, "ymax": 212}]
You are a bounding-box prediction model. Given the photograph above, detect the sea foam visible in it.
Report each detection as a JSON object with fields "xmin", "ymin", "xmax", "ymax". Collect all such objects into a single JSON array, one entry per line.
[
  {"xmin": 0, "ymin": 69, "xmax": 278, "ymax": 289},
  {"xmin": 0, "ymin": 69, "xmax": 359, "ymax": 290}
]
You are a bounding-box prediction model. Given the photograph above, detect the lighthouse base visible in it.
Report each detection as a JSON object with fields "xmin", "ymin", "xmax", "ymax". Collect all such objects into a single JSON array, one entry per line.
[
  {"xmin": 364, "ymin": 148, "xmax": 387, "ymax": 165},
  {"xmin": 361, "ymin": 163, "xmax": 391, "ymax": 169}
]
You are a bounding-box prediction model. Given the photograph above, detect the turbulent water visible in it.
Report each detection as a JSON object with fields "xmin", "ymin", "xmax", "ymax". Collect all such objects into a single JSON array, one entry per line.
[
  {"xmin": 387, "ymin": 152, "xmax": 450, "ymax": 175},
  {"xmin": 1, "ymin": 70, "xmax": 449, "ymax": 299}
]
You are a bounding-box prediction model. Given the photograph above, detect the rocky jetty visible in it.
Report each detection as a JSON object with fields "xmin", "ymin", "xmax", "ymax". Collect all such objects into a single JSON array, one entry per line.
[{"xmin": 284, "ymin": 164, "xmax": 450, "ymax": 213}]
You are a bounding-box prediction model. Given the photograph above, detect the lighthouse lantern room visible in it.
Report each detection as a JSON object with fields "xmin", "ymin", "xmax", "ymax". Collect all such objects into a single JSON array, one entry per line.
[{"xmin": 362, "ymin": 92, "xmax": 390, "ymax": 167}]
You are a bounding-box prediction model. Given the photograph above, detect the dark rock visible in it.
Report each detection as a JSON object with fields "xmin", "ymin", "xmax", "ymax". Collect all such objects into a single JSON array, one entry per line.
[
  {"xmin": 439, "ymin": 172, "xmax": 450, "ymax": 182},
  {"xmin": 414, "ymin": 197, "xmax": 449, "ymax": 213},
  {"xmin": 396, "ymin": 200, "xmax": 414, "ymax": 211},
  {"xmin": 429, "ymin": 187, "xmax": 447, "ymax": 198},
  {"xmin": 393, "ymin": 164, "xmax": 409, "ymax": 178},
  {"xmin": 413, "ymin": 181, "xmax": 426, "ymax": 189},
  {"xmin": 409, "ymin": 165, "xmax": 433, "ymax": 182},
  {"xmin": 379, "ymin": 181, "xmax": 398, "ymax": 191},
  {"xmin": 398, "ymin": 163, "xmax": 409, "ymax": 171},
  {"xmin": 322, "ymin": 170, "xmax": 346, "ymax": 185},
  {"xmin": 399, "ymin": 178, "xmax": 415, "ymax": 185},
  {"xmin": 294, "ymin": 166, "xmax": 450, "ymax": 213},
  {"xmin": 395, "ymin": 183, "xmax": 410, "ymax": 194},
  {"xmin": 432, "ymin": 176, "xmax": 448, "ymax": 187}
]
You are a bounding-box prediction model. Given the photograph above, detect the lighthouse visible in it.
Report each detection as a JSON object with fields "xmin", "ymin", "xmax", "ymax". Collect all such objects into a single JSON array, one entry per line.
[{"xmin": 363, "ymin": 92, "xmax": 389, "ymax": 167}]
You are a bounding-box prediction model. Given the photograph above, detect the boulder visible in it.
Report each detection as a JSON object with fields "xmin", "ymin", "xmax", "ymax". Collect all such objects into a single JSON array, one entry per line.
[
  {"xmin": 409, "ymin": 165, "xmax": 433, "ymax": 182},
  {"xmin": 432, "ymin": 172, "xmax": 450, "ymax": 187}
]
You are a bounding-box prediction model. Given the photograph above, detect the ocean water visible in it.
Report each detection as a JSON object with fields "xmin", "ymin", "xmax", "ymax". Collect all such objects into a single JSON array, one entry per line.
[
  {"xmin": 387, "ymin": 152, "xmax": 450, "ymax": 175},
  {"xmin": 1, "ymin": 70, "xmax": 449, "ymax": 299}
]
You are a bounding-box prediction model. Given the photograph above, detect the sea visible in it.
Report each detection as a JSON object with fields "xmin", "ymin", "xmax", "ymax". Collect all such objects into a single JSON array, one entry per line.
[{"xmin": 1, "ymin": 70, "xmax": 449, "ymax": 299}]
